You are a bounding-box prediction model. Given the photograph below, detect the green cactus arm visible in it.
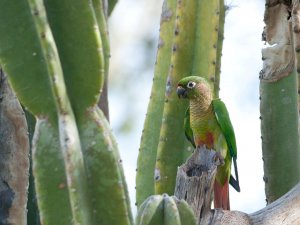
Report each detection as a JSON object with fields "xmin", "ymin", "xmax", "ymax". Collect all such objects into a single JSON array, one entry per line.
[
  {"xmin": 261, "ymin": 1, "xmax": 300, "ymax": 203},
  {"xmin": 260, "ymin": 72, "xmax": 300, "ymax": 202},
  {"xmin": 77, "ymin": 107, "xmax": 133, "ymax": 225},
  {"xmin": 32, "ymin": 119, "xmax": 73, "ymax": 225},
  {"xmin": 172, "ymin": 197, "xmax": 197, "ymax": 225},
  {"xmin": 154, "ymin": 0, "xmax": 198, "ymax": 195},
  {"xmin": 155, "ymin": 0, "xmax": 222, "ymax": 196},
  {"xmin": 92, "ymin": 0, "xmax": 111, "ymax": 119},
  {"xmin": 191, "ymin": 0, "xmax": 220, "ymax": 93},
  {"xmin": 92, "ymin": 0, "xmax": 110, "ymax": 80},
  {"xmin": 135, "ymin": 195, "xmax": 164, "ymax": 225},
  {"xmin": 136, "ymin": 195, "xmax": 196, "ymax": 225},
  {"xmin": 136, "ymin": 0, "xmax": 177, "ymax": 207},
  {"xmin": 164, "ymin": 196, "xmax": 181, "ymax": 225},
  {"xmin": 214, "ymin": 0, "xmax": 225, "ymax": 98},
  {"xmin": 43, "ymin": 0, "xmax": 104, "ymax": 117},
  {"xmin": 135, "ymin": 198, "xmax": 150, "ymax": 225},
  {"xmin": 98, "ymin": 107, "xmax": 134, "ymax": 224},
  {"xmin": 0, "ymin": 0, "xmax": 57, "ymax": 124},
  {"xmin": 27, "ymin": 0, "xmax": 92, "ymax": 223}
]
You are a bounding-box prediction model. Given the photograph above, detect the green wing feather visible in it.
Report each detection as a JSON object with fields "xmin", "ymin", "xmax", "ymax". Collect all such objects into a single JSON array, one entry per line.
[
  {"xmin": 184, "ymin": 107, "xmax": 195, "ymax": 148},
  {"xmin": 212, "ymin": 99, "xmax": 237, "ymax": 158},
  {"xmin": 213, "ymin": 99, "xmax": 240, "ymax": 192}
]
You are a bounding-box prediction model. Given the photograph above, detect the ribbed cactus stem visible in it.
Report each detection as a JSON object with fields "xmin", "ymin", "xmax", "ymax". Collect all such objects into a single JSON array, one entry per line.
[
  {"xmin": 191, "ymin": 0, "xmax": 220, "ymax": 92},
  {"xmin": 32, "ymin": 120, "xmax": 73, "ymax": 225},
  {"xmin": 0, "ymin": 0, "xmax": 132, "ymax": 224},
  {"xmin": 77, "ymin": 108, "xmax": 133, "ymax": 225},
  {"xmin": 0, "ymin": 0, "xmax": 58, "ymax": 125},
  {"xmin": 99, "ymin": 108, "xmax": 134, "ymax": 224},
  {"xmin": 155, "ymin": 0, "xmax": 198, "ymax": 195},
  {"xmin": 92, "ymin": 0, "xmax": 110, "ymax": 75},
  {"xmin": 43, "ymin": 0, "xmax": 104, "ymax": 117},
  {"xmin": 214, "ymin": 0, "xmax": 225, "ymax": 98},
  {"xmin": 164, "ymin": 196, "xmax": 181, "ymax": 224},
  {"xmin": 93, "ymin": 0, "xmax": 111, "ymax": 119},
  {"xmin": 27, "ymin": 1, "xmax": 90, "ymax": 223},
  {"xmin": 136, "ymin": 0, "xmax": 177, "ymax": 208},
  {"xmin": 261, "ymin": 1, "xmax": 300, "ymax": 203},
  {"xmin": 136, "ymin": 194, "xmax": 197, "ymax": 225},
  {"xmin": 155, "ymin": 0, "xmax": 221, "ymax": 196}
]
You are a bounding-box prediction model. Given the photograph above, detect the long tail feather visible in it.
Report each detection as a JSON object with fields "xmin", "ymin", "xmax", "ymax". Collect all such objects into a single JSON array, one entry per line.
[
  {"xmin": 214, "ymin": 181, "xmax": 230, "ymax": 210},
  {"xmin": 230, "ymin": 156, "xmax": 240, "ymax": 192},
  {"xmin": 229, "ymin": 175, "xmax": 240, "ymax": 192}
]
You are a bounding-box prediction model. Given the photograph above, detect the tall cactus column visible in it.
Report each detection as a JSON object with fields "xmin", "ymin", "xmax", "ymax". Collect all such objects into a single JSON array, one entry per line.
[
  {"xmin": 155, "ymin": 0, "xmax": 201, "ymax": 195},
  {"xmin": 136, "ymin": 0, "xmax": 178, "ymax": 208},
  {"xmin": 260, "ymin": 1, "xmax": 300, "ymax": 203},
  {"xmin": 214, "ymin": 0, "xmax": 225, "ymax": 98},
  {"xmin": 137, "ymin": 0, "xmax": 225, "ymax": 203},
  {"xmin": 0, "ymin": 0, "xmax": 132, "ymax": 224},
  {"xmin": 155, "ymin": 0, "xmax": 222, "ymax": 196}
]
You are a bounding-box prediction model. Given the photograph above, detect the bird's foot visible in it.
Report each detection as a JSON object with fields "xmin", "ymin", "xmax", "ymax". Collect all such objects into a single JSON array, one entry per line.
[{"xmin": 213, "ymin": 152, "xmax": 225, "ymax": 166}]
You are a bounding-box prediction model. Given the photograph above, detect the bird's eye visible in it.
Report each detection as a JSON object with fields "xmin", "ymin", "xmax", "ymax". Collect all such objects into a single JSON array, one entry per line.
[{"xmin": 187, "ymin": 81, "xmax": 196, "ymax": 89}]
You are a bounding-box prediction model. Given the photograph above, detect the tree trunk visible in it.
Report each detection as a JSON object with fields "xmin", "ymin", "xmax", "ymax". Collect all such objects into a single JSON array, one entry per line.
[{"xmin": 0, "ymin": 70, "xmax": 29, "ymax": 225}]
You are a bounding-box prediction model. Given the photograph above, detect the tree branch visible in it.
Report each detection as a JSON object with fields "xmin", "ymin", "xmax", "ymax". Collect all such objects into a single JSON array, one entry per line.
[{"xmin": 174, "ymin": 146, "xmax": 300, "ymax": 225}]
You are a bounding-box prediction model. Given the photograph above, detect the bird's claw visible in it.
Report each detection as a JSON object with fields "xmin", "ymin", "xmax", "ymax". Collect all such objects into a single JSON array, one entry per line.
[{"xmin": 213, "ymin": 152, "xmax": 225, "ymax": 166}]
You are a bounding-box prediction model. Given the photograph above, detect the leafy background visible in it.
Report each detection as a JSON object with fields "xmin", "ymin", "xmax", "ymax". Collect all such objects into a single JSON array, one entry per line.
[{"xmin": 108, "ymin": 0, "xmax": 265, "ymax": 214}]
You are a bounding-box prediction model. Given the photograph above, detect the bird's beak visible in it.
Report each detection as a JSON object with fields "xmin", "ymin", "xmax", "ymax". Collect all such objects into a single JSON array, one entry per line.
[{"xmin": 177, "ymin": 86, "xmax": 187, "ymax": 98}]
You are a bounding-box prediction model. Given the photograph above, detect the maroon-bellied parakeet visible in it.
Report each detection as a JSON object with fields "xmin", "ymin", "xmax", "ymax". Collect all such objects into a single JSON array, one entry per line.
[{"xmin": 176, "ymin": 76, "xmax": 240, "ymax": 210}]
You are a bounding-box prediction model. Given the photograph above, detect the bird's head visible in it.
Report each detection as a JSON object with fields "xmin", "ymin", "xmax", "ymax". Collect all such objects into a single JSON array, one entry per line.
[{"xmin": 176, "ymin": 76, "xmax": 212, "ymax": 100}]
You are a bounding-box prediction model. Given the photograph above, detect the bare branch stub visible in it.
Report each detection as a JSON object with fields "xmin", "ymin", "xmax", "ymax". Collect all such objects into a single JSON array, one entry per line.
[
  {"xmin": 174, "ymin": 145, "xmax": 300, "ymax": 225},
  {"xmin": 174, "ymin": 146, "xmax": 219, "ymax": 224}
]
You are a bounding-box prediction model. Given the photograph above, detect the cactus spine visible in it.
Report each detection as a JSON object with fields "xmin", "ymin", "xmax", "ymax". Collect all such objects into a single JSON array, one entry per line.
[{"xmin": 214, "ymin": 0, "xmax": 225, "ymax": 98}]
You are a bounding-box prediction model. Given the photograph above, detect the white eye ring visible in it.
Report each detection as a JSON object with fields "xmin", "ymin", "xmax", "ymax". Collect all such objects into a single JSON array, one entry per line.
[{"xmin": 187, "ymin": 81, "xmax": 196, "ymax": 89}]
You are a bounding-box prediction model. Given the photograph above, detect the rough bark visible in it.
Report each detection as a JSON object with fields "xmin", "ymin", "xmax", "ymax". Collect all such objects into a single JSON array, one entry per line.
[
  {"xmin": 174, "ymin": 147, "xmax": 220, "ymax": 225},
  {"xmin": 174, "ymin": 147, "xmax": 300, "ymax": 225},
  {"xmin": 0, "ymin": 70, "xmax": 29, "ymax": 225}
]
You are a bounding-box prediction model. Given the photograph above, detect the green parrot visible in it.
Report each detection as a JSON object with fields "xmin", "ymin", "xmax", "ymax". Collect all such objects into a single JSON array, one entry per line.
[{"xmin": 176, "ymin": 76, "xmax": 240, "ymax": 210}]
